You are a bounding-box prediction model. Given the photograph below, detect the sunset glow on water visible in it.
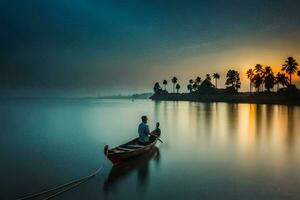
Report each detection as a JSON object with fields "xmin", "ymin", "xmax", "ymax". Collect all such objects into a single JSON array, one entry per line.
[{"xmin": 2, "ymin": 99, "xmax": 300, "ymax": 199}]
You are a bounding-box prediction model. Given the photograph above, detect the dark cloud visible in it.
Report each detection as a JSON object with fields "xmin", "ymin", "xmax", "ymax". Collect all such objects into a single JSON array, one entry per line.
[{"xmin": 1, "ymin": 0, "xmax": 300, "ymax": 95}]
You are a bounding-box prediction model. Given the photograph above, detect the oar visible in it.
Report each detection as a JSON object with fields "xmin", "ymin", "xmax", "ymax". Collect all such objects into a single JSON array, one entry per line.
[{"xmin": 149, "ymin": 133, "xmax": 163, "ymax": 143}]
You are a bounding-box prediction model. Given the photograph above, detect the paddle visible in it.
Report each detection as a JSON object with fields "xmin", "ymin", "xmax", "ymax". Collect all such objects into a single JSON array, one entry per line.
[{"xmin": 149, "ymin": 133, "xmax": 163, "ymax": 143}]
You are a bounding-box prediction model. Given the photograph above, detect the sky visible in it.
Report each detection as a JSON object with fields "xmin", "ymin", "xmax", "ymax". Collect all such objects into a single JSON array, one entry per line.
[{"xmin": 1, "ymin": 0, "xmax": 300, "ymax": 96}]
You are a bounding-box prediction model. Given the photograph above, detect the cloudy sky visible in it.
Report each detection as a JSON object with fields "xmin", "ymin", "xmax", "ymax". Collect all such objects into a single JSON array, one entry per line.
[{"xmin": 1, "ymin": 0, "xmax": 300, "ymax": 96}]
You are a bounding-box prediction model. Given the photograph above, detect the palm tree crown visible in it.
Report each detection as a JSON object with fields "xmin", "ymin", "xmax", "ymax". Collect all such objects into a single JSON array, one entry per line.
[
  {"xmin": 206, "ymin": 74, "xmax": 211, "ymax": 82},
  {"xmin": 275, "ymin": 72, "xmax": 289, "ymax": 90},
  {"xmin": 195, "ymin": 76, "xmax": 201, "ymax": 84},
  {"xmin": 282, "ymin": 57, "xmax": 299, "ymax": 85},
  {"xmin": 254, "ymin": 64, "xmax": 263, "ymax": 75}
]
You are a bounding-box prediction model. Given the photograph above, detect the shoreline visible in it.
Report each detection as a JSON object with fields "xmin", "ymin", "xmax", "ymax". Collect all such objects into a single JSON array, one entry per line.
[{"xmin": 150, "ymin": 92, "xmax": 300, "ymax": 105}]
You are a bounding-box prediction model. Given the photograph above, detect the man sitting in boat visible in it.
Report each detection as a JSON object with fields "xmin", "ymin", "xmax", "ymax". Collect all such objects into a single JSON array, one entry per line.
[
  {"xmin": 138, "ymin": 116, "xmax": 160, "ymax": 145},
  {"xmin": 138, "ymin": 116, "xmax": 151, "ymax": 144},
  {"xmin": 150, "ymin": 122, "xmax": 161, "ymax": 140}
]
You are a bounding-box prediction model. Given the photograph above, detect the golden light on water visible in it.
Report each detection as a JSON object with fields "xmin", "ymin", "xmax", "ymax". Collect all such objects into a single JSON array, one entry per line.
[{"xmin": 160, "ymin": 101, "xmax": 300, "ymax": 170}]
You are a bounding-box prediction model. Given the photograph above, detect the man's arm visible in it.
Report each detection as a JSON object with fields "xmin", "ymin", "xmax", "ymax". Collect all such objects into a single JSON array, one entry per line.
[{"xmin": 144, "ymin": 125, "xmax": 150, "ymax": 135}]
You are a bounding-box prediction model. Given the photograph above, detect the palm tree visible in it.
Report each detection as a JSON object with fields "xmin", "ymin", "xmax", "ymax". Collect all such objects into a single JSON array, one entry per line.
[
  {"xmin": 195, "ymin": 76, "xmax": 201, "ymax": 86},
  {"xmin": 206, "ymin": 74, "xmax": 211, "ymax": 82},
  {"xmin": 254, "ymin": 64, "xmax": 263, "ymax": 75},
  {"xmin": 275, "ymin": 72, "xmax": 289, "ymax": 91},
  {"xmin": 282, "ymin": 57, "xmax": 299, "ymax": 85},
  {"xmin": 176, "ymin": 83, "xmax": 180, "ymax": 93},
  {"xmin": 188, "ymin": 79, "xmax": 194, "ymax": 93},
  {"xmin": 171, "ymin": 77, "xmax": 178, "ymax": 93},
  {"xmin": 254, "ymin": 64, "xmax": 264, "ymax": 91},
  {"xmin": 212, "ymin": 73, "xmax": 220, "ymax": 88},
  {"xmin": 253, "ymin": 74, "xmax": 263, "ymax": 92},
  {"xmin": 225, "ymin": 70, "xmax": 241, "ymax": 91},
  {"xmin": 246, "ymin": 68, "xmax": 254, "ymax": 93},
  {"xmin": 263, "ymin": 66, "xmax": 275, "ymax": 92},
  {"xmin": 187, "ymin": 84, "xmax": 192, "ymax": 93},
  {"xmin": 192, "ymin": 83, "xmax": 198, "ymax": 91},
  {"xmin": 163, "ymin": 80, "xmax": 168, "ymax": 91}
]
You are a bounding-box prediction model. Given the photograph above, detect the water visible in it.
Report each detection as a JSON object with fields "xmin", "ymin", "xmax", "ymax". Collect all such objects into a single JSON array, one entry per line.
[{"xmin": 1, "ymin": 98, "xmax": 300, "ymax": 200}]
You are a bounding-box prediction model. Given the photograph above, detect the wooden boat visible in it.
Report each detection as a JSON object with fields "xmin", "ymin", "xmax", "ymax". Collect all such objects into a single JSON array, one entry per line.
[{"xmin": 104, "ymin": 136, "xmax": 158, "ymax": 165}]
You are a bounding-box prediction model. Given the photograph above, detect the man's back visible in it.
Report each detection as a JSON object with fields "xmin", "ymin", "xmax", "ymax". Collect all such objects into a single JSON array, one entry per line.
[{"xmin": 138, "ymin": 122, "xmax": 150, "ymax": 143}]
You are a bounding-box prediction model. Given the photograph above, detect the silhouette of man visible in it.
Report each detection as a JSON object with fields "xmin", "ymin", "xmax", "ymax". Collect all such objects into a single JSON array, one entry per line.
[{"xmin": 138, "ymin": 116, "xmax": 150, "ymax": 144}]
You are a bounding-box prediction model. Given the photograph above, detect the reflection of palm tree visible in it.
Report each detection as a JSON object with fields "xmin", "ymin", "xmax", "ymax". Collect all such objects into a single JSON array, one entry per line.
[
  {"xmin": 263, "ymin": 66, "xmax": 275, "ymax": 92},
  {"xmin": 275, "ymin": 72, "xmax": 289, "ymax": 91},
  {"xmin": 176, "ymin": 83, "xmax": 181, "ymax": 93},
  {"xmin": 213, "ymin": 73, "xmax": 220, "ymax": 88},
  {"xmin": 282, "ymin": 57, "xmax": 299, "ymax": 85},
  {"xmin": 163, "ymin": 80, "xmax": 168, "ymax": 91},
  {"xmin": 171, "ymin": 77, "xmax": 178, "ymax": 93},
  {"xmin": 246, "ymin": 68, "xmax": 254, "ymax": 93}
]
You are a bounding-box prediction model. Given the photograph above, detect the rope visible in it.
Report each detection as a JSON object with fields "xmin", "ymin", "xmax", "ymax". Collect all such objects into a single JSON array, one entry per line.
[
  {"xmin": 40, "ymin": 172, "xmax": 97, "ymax": 200},
  {"xmin": 16, "ymin": 166, "xmax": 103, "ymax": 200}
]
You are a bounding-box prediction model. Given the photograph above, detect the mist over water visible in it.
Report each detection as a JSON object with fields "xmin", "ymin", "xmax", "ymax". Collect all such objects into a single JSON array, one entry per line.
[{"xmin": 1, "ymin": 98, "xmax": 300, "ymax": 200}]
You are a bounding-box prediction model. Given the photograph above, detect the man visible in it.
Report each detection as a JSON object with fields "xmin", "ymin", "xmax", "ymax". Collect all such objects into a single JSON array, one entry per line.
[{"xmin": 138, "ymin": 116, "xmax": 150, "ymax": 144}]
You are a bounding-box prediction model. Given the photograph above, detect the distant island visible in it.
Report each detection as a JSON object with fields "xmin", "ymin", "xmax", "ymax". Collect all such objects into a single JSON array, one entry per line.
[
  {"xmin": 150, "ymin": 56, "xmax": 300, "ymax": 105},
  {"xmin": 96, "ymin": 93, "xmax": 153, "ymax": 100}
]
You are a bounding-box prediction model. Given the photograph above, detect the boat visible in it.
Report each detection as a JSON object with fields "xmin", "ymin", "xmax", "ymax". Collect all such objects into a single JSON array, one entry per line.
[{"xmin": 104, "ymin": 136, "xmax": 159, "ymax": 165}]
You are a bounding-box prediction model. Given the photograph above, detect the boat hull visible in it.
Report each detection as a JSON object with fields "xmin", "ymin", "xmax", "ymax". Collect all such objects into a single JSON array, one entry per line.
[{"xmin": 105, "ymin": 138, "xmax": 157, "ymax": 165}]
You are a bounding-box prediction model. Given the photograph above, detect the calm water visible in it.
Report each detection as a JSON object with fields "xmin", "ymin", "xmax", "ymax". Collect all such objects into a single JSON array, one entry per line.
[{"xmin": 1, "ymin": 98, "xmax": 300, "ymax": 200}]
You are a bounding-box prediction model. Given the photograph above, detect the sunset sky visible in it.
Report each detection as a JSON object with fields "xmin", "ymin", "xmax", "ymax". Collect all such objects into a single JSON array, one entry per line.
[{"xmin": 1, "ymin": 0, "xmax": 300, "ymax": 96}]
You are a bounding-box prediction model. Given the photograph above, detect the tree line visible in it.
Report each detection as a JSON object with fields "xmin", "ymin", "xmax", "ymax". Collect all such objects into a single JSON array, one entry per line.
[
  {"xmin": 153, "ymin": 57, "xmax": 300, "ymax": 94},
  {"xmin": 246, "ymin": 57, "xmax": 299, "ymax": 93}
]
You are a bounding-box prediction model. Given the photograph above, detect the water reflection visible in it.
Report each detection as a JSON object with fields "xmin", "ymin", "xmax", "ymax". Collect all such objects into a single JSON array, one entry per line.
[
  {"xmin": 103, "ymin": 147, "xmax": 160, "ymax": 197},
  {"xmin": 153, "ymin": 101, "xmax": 300, "ymax": 167},
  {"xmin": 2, "ymin": 99, "xmax": 300, "ymax": 200}
]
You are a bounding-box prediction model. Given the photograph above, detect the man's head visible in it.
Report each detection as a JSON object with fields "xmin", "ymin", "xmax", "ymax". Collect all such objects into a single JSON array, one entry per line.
[
  {"xmin": 156, "ymin": 122, "xmax": 160, "ymax": 128},
  {"xmin": 141, "ymin": 116, "xmax": 148, "ymax": 123}
]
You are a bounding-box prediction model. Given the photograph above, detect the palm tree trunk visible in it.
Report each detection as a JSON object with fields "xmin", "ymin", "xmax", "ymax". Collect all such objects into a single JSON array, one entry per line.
[
  {"xmin": 290, "ymin": 73, "xmax": 292, "ymax": 85},
  {"xmin": 249, "ymin": 82, "xmax": 252, "ymax": 94},
  {"xmin": 173, "ymin": 84, "xmax": 175, "ymax": 93},
  {"xmin": 215, "ymin": 79, "xmax": 217, "ymax": 88}
]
